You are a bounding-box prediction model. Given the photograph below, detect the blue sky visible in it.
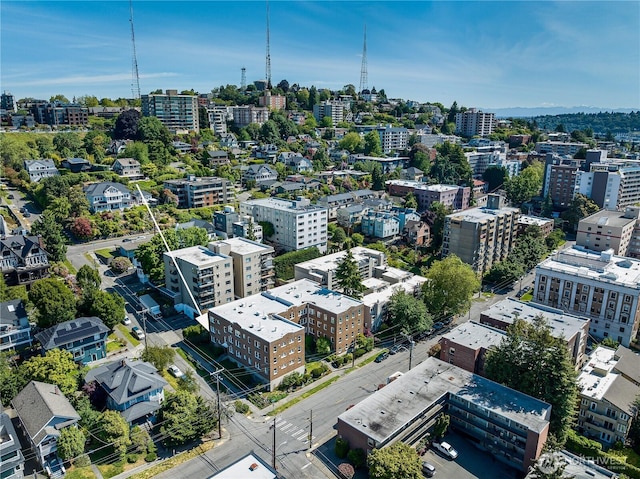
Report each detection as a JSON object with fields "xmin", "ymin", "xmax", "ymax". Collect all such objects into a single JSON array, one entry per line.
[{"xmin": 1, "ymin": 1, "xmax": 638, "ymax": 109}]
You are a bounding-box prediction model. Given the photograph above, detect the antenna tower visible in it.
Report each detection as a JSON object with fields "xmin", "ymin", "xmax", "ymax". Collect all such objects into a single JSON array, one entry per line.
[
  {"xmin": 359, "ymin": 25, "xmax": 368, "ymax": 96},
  {"xmin": 129, "ymin": 0, "xmax": 141, "ymax": 100},
  {"xmin": 241, "ymin": 67, "xmax": 247, "ymax": 91},
  {"xmin": 265, "ymin": 0, "xmax": 272, "ymax": 90}
]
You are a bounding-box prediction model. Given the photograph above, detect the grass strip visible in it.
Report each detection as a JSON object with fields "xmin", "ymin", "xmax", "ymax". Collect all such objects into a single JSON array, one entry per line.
[
  {"xmin": 268, "ymin": 376, "xmax": 340, "ymax": 416},
  {"xmin": 116, "ymin": 324, "xmax": 140, "ymax": 346},
  {"xmin": 128, "ymin": 441, "xmax": 215, "ymax": 479}
]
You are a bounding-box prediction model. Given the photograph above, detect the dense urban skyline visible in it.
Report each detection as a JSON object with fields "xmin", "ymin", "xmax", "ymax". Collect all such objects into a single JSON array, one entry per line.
[{"xmin": 1, "ymin": 1, "xmax": 638, "ymax": 110}]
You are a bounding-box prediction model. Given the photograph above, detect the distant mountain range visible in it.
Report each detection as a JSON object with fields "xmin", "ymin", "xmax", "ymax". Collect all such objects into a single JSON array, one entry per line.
[{"xmin": 486, "ymin": 106, "xmax": 637, "ymax": 118}]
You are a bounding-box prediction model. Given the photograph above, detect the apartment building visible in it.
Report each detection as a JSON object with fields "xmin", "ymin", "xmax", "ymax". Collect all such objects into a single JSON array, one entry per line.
[
  {"xmin": 209, "ymin": 238, "xmax": 275, "ymax": 298},
  {"xmin": 385, "ymin": 180, "xmax": 470, "ymax": 212},
  {"xmin": 439, "ymin": 321, "xmax": 506, "ymax": 376},
  {"xmin": 576, "ymin": 160, "xmax": 640, "ymax": 210},
  {"xmin": 207, "ymin": 105, "xmax": 233, "ymax": 135},
  {"xmin": 576, "ymin": 208, "xmax": 640, "ymax": 256},
  {"xmin": 208, "ymin": 279, "xmax": 365, "ymax": 389},
  {"xmin": 455, "ymin": 109, "xmax": 495, "ymax": 137},
  {"xmin": 361, "ymin": 211, "xmax": 400, "ymax": 239},
  {"xmin": 163, "ymin": 175, "xmax": 233, "ymax": 208},
  {"xmin": 0, "ymin": 299, "xmax": 32, "ymax": 352},
  {"xmin": 577, "ymin": 346, "xmax": 640, "ymax": 446},
  {"xmin": 533, "ymin": 246, "xmax": 640, "ymax": 347},
  {"xmin": 377, "ymin": 126, "xmax": 409, "ymax": 154},
  {"xmin": 337, "ymin": 357, "xmax": 551, "ymax": 473},
  {"xmin": 30, "ymin": 101, "xmax": 89, "ymax": 127},
  {"xmin": 232, "ymin": 105, "xmax": 269, "ymax": 127},
  {"xmin": 23, "ymin": 159, "xmax": 59, "ymax": 183},
  {"xmin": 313, "ymin": 100, "xmax": 350, "ymax": 125},
  {"xmin": 542, "ymin": 154, "xmax": 582, "ymax": 208},
  {"xmin": 240, "ymin": 197, "xmax": 328, "ymax": 253},
  {"xmin": 464, "ymin": 144, "xmax": 509, "ymax": 178},
  {"xmin": 479, "ymin": 298, "xmax": 590, "ymax": 367},
  {"xmin": 258, "ymin": 91, "xmax": 286, "ymax": 110},
  {"xmin": 442, "ymin": 195, "xmax": 520, "ymax": 274},
  {"xmin": 141, "ymin": 90, "xmax": 199, "ymax": 132},
  {"xmin": 164, "ymin": 246, "xmax": 234, "ymax": 316},
  {"xmin": 517, "ymin": 215, "xmax": 554, "ymax": 237},
  {"xmin": 535, "ymin": 141, "xmax": 588, "ymax": 156}
]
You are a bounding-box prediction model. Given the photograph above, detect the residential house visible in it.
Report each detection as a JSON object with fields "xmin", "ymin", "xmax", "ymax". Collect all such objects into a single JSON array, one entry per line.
[
  {"xmin": 35, "ymin": 317, "xmax": 110, "ymax": 364},
  {"xmin": 12, "ymin": 381, "xmax": 80, "ymax": 470},
  {"xmin": 361, "ymin": 212, "xmax": 400, "ymax": 239},
  {"xmin": 219, "ymin": 133, "xmax": 238, "ymax": 149},
  {"xmin": 243, "ymin": 164, "xmax": 278, "ymax": 186},
  {"xmin": 23, "ymin": 159, "xmax": 58, "ymax": 183},
  {"xmin": 85, "ymin": 359, "xmax": 167, "ymax": 424},
  {"xmin": 400, "ymin": 167, "xmax": 424, "ymax": 181},
  {"xmin": 84, "ymin": 182, "xmax": 133, "ymax": 213},
  {"xmin": 278, "ymin": 152, "xmax": 312, "ymax": 173},
  {"xmin": 175, "ymin": 219, "xmax": 217, "ymax": 239},
  {"xmin": 0, "ymin": 299, "xmax": 32, "ymax": 352},
  {"xmin": 112, "ymin": 158, "xmax": 143, "ymax": 179},
  {"xmin": 0, "ymin": 235, "xmax": 50, "ymax": 286},
  {"xmin": 402, "ymin": 220, "xmax": 430, "ymax": 246},
  {"xmin": 61, "ymin": 157, "xmax": 92, "ymax": 173},
  {"xmin": 255, "ymin": 144, "xmax": 279, "ymax": 161},
  {"xmin": 577, "ymin": 346, "xmax": 640, "ymax": 446},
  {"xmin": 207, "ymin": 150, "xmax": 230, "ymax": 168},
  {"xmin": 336, "ymin": 357, "xmax": 551, "ymax": 473},
  {"xmin": 172, "ymin": 141, "xmax": 193, "ymax": 154},
  {"xmin": 317, "ymin": 189, "xmax": 377, "ymax": 221},
  {"xmin": 0, "ymin": 412, "xmax": 25, "ymax": 479},
  {"xmin": 107, "ymin": 140, "xmax": 131, "ymax": 156},
  {"xmin": 206, "ymin": 452, "xmax": 278, "ymax": 479}
]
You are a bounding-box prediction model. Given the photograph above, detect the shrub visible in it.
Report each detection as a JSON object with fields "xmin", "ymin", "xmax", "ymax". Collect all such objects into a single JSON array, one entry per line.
[
  {"xmin": 111, "ymin": 257, "xmax": 132, "ymax": 274},
  {"xmin": 347, "ymin": 448, "xmax": 366, "ymax": 469},
  {"xmin": 75, "ymin": 454, "xmax": 91, "ymax": 467},
  {"xmin": 145, "ymin": 452, "xmax": 157, "ymax": 462},
  {"xmin": 234, "ymin": 400, "xmax": 250, "ymax": 415},
  {"xmin": 353, "ymin": 348, "xmax": 366, "ymax": 358},
  {"xmin": 338, "ymin": 462, "xmax": 355, "ymax": 479},
  {"xmin": 332, "ymin": 356, "xmax": 344, "ymax": 368},
  {"xmin": 126, "ymin": 454, "xmax": 139, "ymax": 463},
  {"xmin": 335, "ymin": 437, "xmax": 350, "ymax": 459},
  {"xmin": 565, "ymin": 430, "xmax": 603, "ymax": 456},
  {"xmin": 310, "ymin": 367, "xmax": 323, "ymax": 378},
  {"xmin": 344, "ymin": 353, "xmax": 353, "ymax": 365}
]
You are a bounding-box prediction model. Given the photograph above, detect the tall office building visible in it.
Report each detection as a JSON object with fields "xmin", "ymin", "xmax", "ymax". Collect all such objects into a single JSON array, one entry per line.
[{"xmin": 141, "ymin": 89, "xmax": 199, "ymax": 132}]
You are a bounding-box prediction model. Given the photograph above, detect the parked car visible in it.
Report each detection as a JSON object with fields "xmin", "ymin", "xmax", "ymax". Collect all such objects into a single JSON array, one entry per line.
[
  {"xmin": 122, "ymin": 315, "xmax": 131, "ymax": 325},
  {"xmin": 442, "ymin": 316, "xmax": 453, "ymax": 325},
  {"xmin": 7, "ymin": 194, "xmax": 14, "ymax": 199},
  {"xmin": 23, "ymin": 211, "xmax": 31, "ymax": 217},
  {"xmin": 422, "ymin": 461, "xmax": 436, "ymax": 477},
  {"xmin": 167, "ymin": 364, "xmax": 184, "ymax": 378},
  {"xmin": 374, "ymin": 352, "xmax": 389, "ymax": 363},
  {"xmin": 432, "ymin": 322, "xmax": 445, "ymax": 331},
  {"xmin": 19, "ymin": 207, "xmax": 26, "ymax": 213},
  {"xmin": 131, "ymin": 326, "xmax": 145, "ymax": 340},
  {"xmin": 389, "ymin": 343, "xmax": 405, "ymax": 355},
  {"xmin": 433, "ymin": 441, "xmax": 458, "ymax": 460}
]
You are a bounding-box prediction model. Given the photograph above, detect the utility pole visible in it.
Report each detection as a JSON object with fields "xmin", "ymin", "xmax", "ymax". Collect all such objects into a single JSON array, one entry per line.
[
  {"xmin": 351, "ymin": 339, "xmax": 356, "ymax": 368},
  {"xmin": 272, "ymin": 416, "xmax": 276, "ymax": 470},
  {"xmin": 309, "ymin": 409, "xmax": 313, "ymax": 450},
  {"xmin": 210, "ymin": 369, "xmax": 223, "ymax": 439},
  {"xmin": 142, "ymin": 309, "xmax": 148, "ymax": 350},
  {"xmin": 408, "ymin": 339, "xmax": 415, "ymax": 370}
]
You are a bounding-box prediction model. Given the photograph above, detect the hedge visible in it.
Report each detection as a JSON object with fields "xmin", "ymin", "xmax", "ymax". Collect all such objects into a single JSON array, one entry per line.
[{"xmin": 274, "ymin": 247, "xmax": 321, "ymax": 280}]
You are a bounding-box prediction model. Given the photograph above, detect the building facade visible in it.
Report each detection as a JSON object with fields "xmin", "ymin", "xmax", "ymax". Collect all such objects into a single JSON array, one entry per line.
[
  {"xmin": 533, "ymin": 246, "xmax": 640, "ymax": 347},
  {"xmin": 360, "ymin": 212, "xmax": 400, "ymax": 239},
  {"xmin": 240, "ymin": 198, "xmax": 328, "ymax": 253},
  {"xmin": 535, "ymin": 141, "xmax": 588, "ymax": 156},
  {"xmin": 0, "ymin": 412, "xmax": 25, "ymax": 479},
  {"xmin": 385, "ymin": 180, "xmax": 470, "ymax": 212},
  {"xmin": 0, "ymin": 299, "xmax": 32, "ymax": 352},
  {"xmin": 232, "ymin": 105, "xmax": 269, "ymax": 127},
  {"xmin": 576, "ymin": 208, "xmax": 640, "ymax": 257},
  {"xmin": 442, "ymin": 195, "xmax": 520, "ymax": 274},
  {"xmin": 0, "ymin": 235, "xmax": 50, "ymax": 286},
  {"xmin": 455, "ymin": 109, "xmax": 495, "ymax": 137},
  {"xmin": 163, "ymin": 175, "xmax": 233, "ymax": 208},
  {"xmin": 23, "ymin": 159, "xmax": 59, "ymax": 183},
  {"xmin": 35, "ymin": 316, "xmax": 110, "ymax": 364},
  {"xmin": 84, "ymin": 182, "xmax": 133, "ymax": 213},
  {"xmin": 112, "ymin": 157, "xmax": 143, "ymax": 179},
  {"xmin": 141, "ymin": 90, "xmax": 199, "ymax": 132},
  {"xmin": 439, "ymin": 322, "xmax": 505, "ymax": 376}
]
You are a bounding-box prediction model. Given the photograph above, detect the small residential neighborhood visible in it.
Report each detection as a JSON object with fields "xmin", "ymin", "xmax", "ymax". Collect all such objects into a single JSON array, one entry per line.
[{"xmin": 1, "ymin": 79, "xmax": 640, "ymax": 479}]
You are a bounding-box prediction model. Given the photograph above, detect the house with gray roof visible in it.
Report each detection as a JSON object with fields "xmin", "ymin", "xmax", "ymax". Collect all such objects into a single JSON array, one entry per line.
[
  {"xmin": 0, "ymin": 235, "xmax": 50, "ymax": 286},
  {"xmin": 0, "ymin": 412, "xmax": 25, "ymax": 479},
  {"xmin": 85, "ymin": 359, "xmax": 167, "ymax": 424},
  {"xmin": 112, "ymin": 157, "xmax": 143, "ymax": 179},
  {"xmin": 35, "ymin": 317, "xmax": 109, "ymax": 364},
  {"xmin": 61, "ymin": 157, "xmax": 92, "ymax": 173},
  {"xmin": 243, "ymin": 164, "xmax": 278, "ymax": 185},
  {"xmin": 23, "ymin": 159, "xmax": 59, "ymax": 183},
  {"xmin": 12, "ymin": 381, "xmax": 80, "ymax": 469},
  {"xmin": 175, "ymin": 218, "xmax": 217, "ymax": 239},
  {"xmin": 84, "ymin": 182, "xmax": 133, "ymax": 213},
  {"xmin": 0, "ymin": 299, "xmax": 32, "ymax": 352}
]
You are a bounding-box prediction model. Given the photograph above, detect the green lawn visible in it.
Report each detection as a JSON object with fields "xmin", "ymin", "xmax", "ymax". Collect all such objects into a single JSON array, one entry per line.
[
  {"xmin": 609, "ymin": 447, "xmax": 640, "ymax": 468},
  {"xmin": 521, "ymin": 292, "xmax": 533, "ymax": 302},
  {"xmin": 116, "ymin": 324, "xmax": 140, "ymax": 346},
  {"xmin": 64, "ymin": 466, "xmax": 97, "ymax": 479},
  {"xmin": 268, "ymin": 376, "xmax": 340, "ymax": 416},
  {"xmin": 106, "ymin": 340, "xmax": 124, "ymax": 353}
]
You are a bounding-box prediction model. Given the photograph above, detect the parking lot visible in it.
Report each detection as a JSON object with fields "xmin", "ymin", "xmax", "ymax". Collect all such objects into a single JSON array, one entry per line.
[{"xmin": 421, "ymin": 431, "xmax": 521, "ymax": 479}]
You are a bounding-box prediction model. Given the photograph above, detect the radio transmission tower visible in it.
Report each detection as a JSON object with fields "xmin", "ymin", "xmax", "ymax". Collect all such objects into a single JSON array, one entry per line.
[
  {"xmin": 265, "ymin": 0, "xmax": 272, "ymax": 90},
  {"xmin": 241, "ymin": 67, "xmax": 247, "ymax": 91},
  {"xmin": 129, "ymin": 0, "xmax": 141, "ymax": 100},
  {"xmin": 359, "ymin": 25, "xmax": 368, "ymax": 96}
]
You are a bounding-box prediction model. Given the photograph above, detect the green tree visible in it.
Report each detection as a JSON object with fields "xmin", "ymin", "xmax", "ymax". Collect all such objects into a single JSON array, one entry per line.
[
  {"xmin": 541, "ymin": 194, "xmax": 554, "ymax": 218},
  {"xmin": 430, "ymin": 142, "xmax": 472, "ymax": 187},
  {"xmin": 31, "ymin": 211, "xmax": 67, "ymax": 262},
  {"xmin": 504, "ymin": 162, "xmax": 544, "ymax": 206},
  {"xmin": 629, "ymin": 395, "xmax": 640, "ymax": 453},
  {"xmin": 121, "ymin": 141, "xmax": 149, "ymax": 164},
  {"xmin": 372, "ymin": 163, "xmax": 385, "ymax": 191},
  {"xmin": 80, "ymin": 289, "xmax": 125, "ymax": 330},
  {"xmin": 29, "ymin": 278, "xmax": 76, "ymax": 327},
  {"xmin": 159, "ymin": 390, "xmax": 217, "ymax": 446},
  {"xmin": 99, "ymin": 410, "xmax": 131, "ymax": 459},
  {"xmin": 339, "ymin": 132, "xmax": 362, "ymax": 154},
  {"xmin": 76, "ymin": 265, "xmax": 101, "ymax": 291},
  {"xmin": 53, "ymin": 132, "xmax": 83, "ymax": 157},
  {"xmin": 259, "ymin": 221, "xmax": 275, "ymax": 238},
  {"xmin": 57, "ymin": 427, "xmax": 85, "ymax": 463},
  {"xmin": 404, "ymin": 192, "xmax": 418, "ymax": 210},
  {"xmin": 48, "ymin": 197, "xmax": 72, "ymax": 223},
  {"xmin": 332, "ymin": 227, "xmax": 347, "ymax": 248},
  {"xmin": 426, "ymin": 201, "xmax": 452, "ymax": 252},
  {"xmin": 316, "ymin": 337, "xmax": 331, "ymax": 355},
  {"xmin": 0, "ymin": 351, "xmax": 24, "ymax": 406},
  {"xmin": 367, "ymin": 442, "xmax": 422, "ymax": 479},
  {"xmin": 484, "ymin": 316, "xmax": 578, "ymax": 444},
  {"xmin": 482, "ymin": 165, "xmax": 508, "ymax": 191},
  {"xmin": 141, "ymin": 345, "xmax": 175, "ymax": 371},
  {"xmin": 561, "ymin": 194, "xmax": 600, "ymax": 232},
  {"xmin": 364, "ymin": 131, "xmax": 382, "ymax": 156},
  {"xmin": 432, "ymin": 414, "xmax": 450, "ymax": 439},
  {"xmin": 260, "ymin": 120, "xmax": 281, "ymax": 144},
  {"xmin": 136, "ymin": 116, "xmax": 172, "ymax": 146},
  {"xmin": 20, "ymin": 349, "xmax": 80, "ymax": 396},
  {"xmin": 351, "ymin": 233, "xmax": 364, "ymax": 246},
  {"xmin": 387, "ymin": 290, "xmax": 431, "ymax": 335},
  {"xmin": 335, "ymin": 250, "xmax": 366, "ymax": 299},
  {"xmin": 423, "ymin": 255, "xmax": 480, "ymax": 318},
  {"xmin": 130, "ymin": 425, "xmax": 154, "ymax": 455}
]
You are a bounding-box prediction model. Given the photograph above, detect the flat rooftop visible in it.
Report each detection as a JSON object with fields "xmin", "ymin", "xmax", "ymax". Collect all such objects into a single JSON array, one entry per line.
[
  {"xmin": 164, "ymin": 245, "xmax": 230, "ymax": 266},
  {"xmin": 386, "ymin": 180, "xmax": 459, "ymax": 192},
  {"xmin": 447, "ymin": 204, "xmax": 519, "ymax": 223},
  {"xmin": 442, "ymin": 322, "xmax": 505, "ymax": 350},
  {"xmin": 242, "ymin": 197, "xmax": 327, "ymax": 213},
  {"xmin": 295, "ymin": 247, "xmax": 384, "ymax": 274},
  {"xmin": 578, "ymin": 346, "xmax": 618, "ymax": 401},
  {"xmin": 211, "ymin": 237, "xmax": 273, "ymax": 255},
  {"xmin": 207, "ymin": 452, "xmax": 276, "ymax": 479},
  {"xmin": 481, "ymin": 298, "xmax": 588, "ymax": 340},
  {"xmin": 578, "ymin": 209, "xmax": 637, "ymax": 228},
  {"xmin": 209, "ymin": 279, "xmax": 360, "ymax": 342},
  {"xmin": 338, "ymin": 357, "xmax": 551, "ymax": 445},
  {"xmin": 537, "ymin": 246, "xmax": 640, "ymax": 289},
  {"xmin": 518, "ymin": 215, "xmax": 553, "ymax": 226}
]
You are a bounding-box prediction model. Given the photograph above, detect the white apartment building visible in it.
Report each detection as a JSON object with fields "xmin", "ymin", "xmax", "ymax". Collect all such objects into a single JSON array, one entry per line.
[
  {"xmin": 207, "ymin": 105, "xmax": 233, "ymax": 135},
  {"xmin": 533, "ymin": 246, "xmax": 640, "ymax": 347},
  {"xmin": 209, "ymin": 237, "xmax": 275, "ymax": 298},
  {"xmin": 455, "ymin": 109, "xmax": 495, "ymax": 137},
  {"xmin": 232, "ymin": 105, "xmax": 269, "ymax": 127},
  {"xmin": 313, "ymin": 100, "xmax": 350, "ymax": 125},
  {"xmin": 141, "ymin": 90, "xmax": 199, "ymax": 132},
  {"xmin": 164, "ymin": 246, "xmax": 234, "ymax": 317},
  {"xmin": 377, "ymin": 126, "xmax": 409, "ymax": 154},
  {"xmin": 535, "ymin": 141, "xmax": 588, "ymax": 156},
  {"xmin": 240, "ymin": 198, "xmax": 328, "ymax": 253}
]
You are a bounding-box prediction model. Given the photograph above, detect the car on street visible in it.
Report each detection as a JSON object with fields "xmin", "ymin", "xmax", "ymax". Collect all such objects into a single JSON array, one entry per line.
[
  {"xmin": 432, "ymin": 322, "xmax": 445, "ymax": 331},
  {"xmin": 23, "ymin": 211, "xmax": 31, "ymax": 217},
  {"xmin": 167, "ymin": 364, "xmax": 184, "ymax": 378},
  {"xmin": 433, "ymin": 441, "xmax": 458, "ymax": 460},
  {"xmin": 7, "ymin": 194, "xmax": 14, "ymax": 199},
  {"xmin": 422, "ymin": 461, "xmax": 436, "ymax": 477},
  {"xmin": 131, "ymin": 326, "xmax": 145, "ymax": 340},
  {"xmin": 122, "ymin": 316, "xmax": 131, "ymax": 325},
  {"xmin": 19, "ymin": 207, "xmax": 26, "ymax": 213},
  {"xmin": 374, "ymin": 352, "xmax": 389, "ymax": 363},
  {"xmin": 389, "ymin": 343, "xmax": 405, "ymax": 355},
  {"xmin": 442, "ymin": 316, "xmax": 453, "ymax": 325}
]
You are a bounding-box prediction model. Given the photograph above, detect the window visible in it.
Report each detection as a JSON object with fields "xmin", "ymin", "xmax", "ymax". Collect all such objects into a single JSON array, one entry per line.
[
  {"xmin": 590, "ymin": 402, "xmax": 597, "ymax": 411},
  {"xmin": 620, "ymin": 413, "xmax": 629, "ymax": 421},
  {"xmin": 449, "ymin": 348, "xmax": 456, "ymax": 355}
]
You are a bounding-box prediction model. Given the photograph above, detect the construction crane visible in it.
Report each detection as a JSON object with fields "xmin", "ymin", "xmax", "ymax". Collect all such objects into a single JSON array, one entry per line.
[{"xmin": 129, "ymin": 0, "xmax": 141, "ymax": 100}]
